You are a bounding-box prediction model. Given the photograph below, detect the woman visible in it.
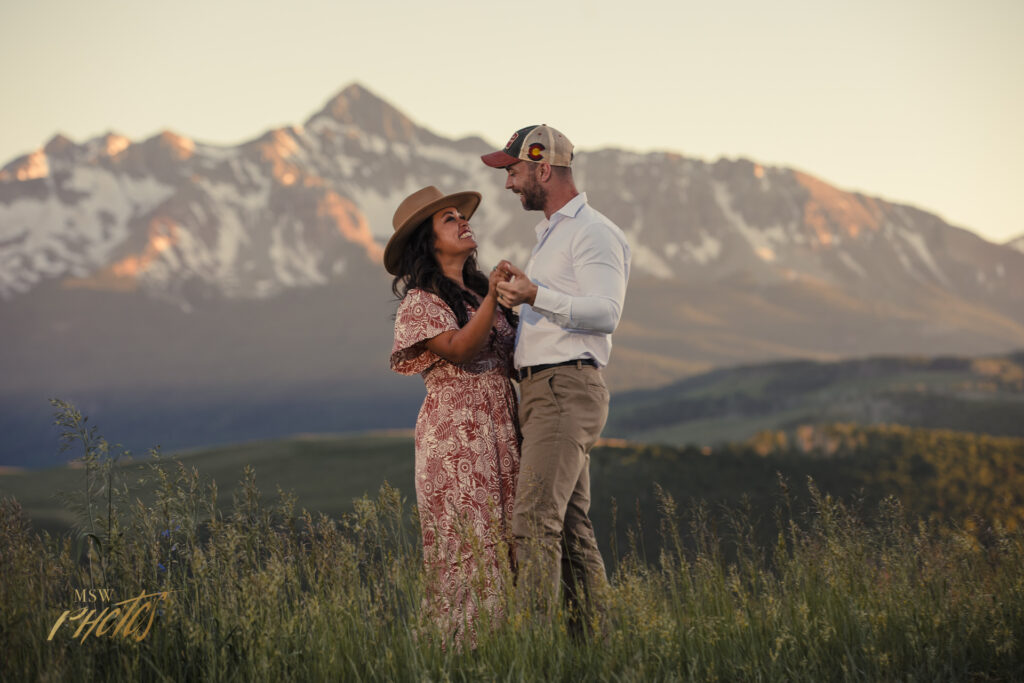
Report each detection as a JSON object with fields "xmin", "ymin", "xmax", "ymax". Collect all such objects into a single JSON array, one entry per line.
[{"xmin": 385, "ymin": 185, "xmax": 520, "ymax": 644}]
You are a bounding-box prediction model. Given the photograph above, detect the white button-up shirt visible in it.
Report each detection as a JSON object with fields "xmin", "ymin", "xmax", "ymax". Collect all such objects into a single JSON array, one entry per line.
[{"xmin": 515, "ymin": 192, "xmax": 631, "ymax": 370}]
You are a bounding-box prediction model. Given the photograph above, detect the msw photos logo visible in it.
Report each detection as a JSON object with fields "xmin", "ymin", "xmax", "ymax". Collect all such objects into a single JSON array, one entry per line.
[{"xmin": 47, "ymin": 587, "xmax": 173, "ymax": 643}]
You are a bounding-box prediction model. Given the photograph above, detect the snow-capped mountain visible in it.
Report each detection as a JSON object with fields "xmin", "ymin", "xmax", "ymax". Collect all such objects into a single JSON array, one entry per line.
[
  {"xmin": 2, "ymin": 83, "xmax": 1023, "ymax": 465},
  {"xmin": 3, "ymin": 84, "xmax": 1021, "ymax": 310}
]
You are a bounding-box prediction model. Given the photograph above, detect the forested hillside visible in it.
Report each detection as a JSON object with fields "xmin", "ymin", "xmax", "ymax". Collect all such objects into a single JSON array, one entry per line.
[{"xmin": 607, "ymin": 352, "xmax": 1024, "ymax": 445}]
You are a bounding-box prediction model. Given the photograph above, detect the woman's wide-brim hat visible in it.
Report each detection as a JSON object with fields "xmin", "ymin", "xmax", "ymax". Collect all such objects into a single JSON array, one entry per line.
[{"xmin": 383, "ymin": 186, "xmax": 482, "ymax": 276}]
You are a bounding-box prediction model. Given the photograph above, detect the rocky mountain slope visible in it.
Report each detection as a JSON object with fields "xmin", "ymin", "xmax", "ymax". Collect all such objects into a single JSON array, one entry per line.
[{"xmin": 2, "ymin": 83, "xmax": 1023, "ymax": 464}]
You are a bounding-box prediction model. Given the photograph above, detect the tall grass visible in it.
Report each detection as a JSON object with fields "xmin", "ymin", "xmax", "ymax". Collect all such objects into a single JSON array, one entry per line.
[{"xmin": 1, "ymin": 401, "xmax": 1022, "ymax": 681}]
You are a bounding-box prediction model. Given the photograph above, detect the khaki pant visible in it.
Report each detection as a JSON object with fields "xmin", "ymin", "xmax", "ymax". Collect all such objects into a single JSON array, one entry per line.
[{"xmin": 512, "ymin": 362, "xmax": 610, "ymax": 621}]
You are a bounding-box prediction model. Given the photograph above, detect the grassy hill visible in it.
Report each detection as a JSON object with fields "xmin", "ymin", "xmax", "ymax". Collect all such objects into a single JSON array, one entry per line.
[
  {"xmin": 5, "ymin": 425, "xmax": 1023, "ymax": 681},
  {"xmin": 0, "ymin": 431, "xmax": 416, "ymax": 536},
  {"xmin": 606, "ymin": 351, "xmax": 1024, "ymax": 445}
]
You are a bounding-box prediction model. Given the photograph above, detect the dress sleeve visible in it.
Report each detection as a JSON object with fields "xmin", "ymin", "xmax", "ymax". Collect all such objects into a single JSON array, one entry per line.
[{"xmin": 390, "ymin": 289, "xmax": 460, "ymax": 375}]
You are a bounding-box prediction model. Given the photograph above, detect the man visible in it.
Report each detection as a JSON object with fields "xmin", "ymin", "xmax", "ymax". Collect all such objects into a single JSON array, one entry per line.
[{"xmin": 481, "ymin": 124, "xmax": 631, "ymax": 624}]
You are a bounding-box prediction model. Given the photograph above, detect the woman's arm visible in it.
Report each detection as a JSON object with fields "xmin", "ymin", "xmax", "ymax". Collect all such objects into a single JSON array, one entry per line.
[{"xmin": 423, "ymin": 270, "xmax": 505, "ymax": 364}]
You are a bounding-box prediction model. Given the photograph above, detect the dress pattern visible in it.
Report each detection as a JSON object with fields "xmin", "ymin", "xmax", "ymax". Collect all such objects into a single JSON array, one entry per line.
[{"xmin": 390, "ymin": 288, "xmax": 520, "ymax": 642}]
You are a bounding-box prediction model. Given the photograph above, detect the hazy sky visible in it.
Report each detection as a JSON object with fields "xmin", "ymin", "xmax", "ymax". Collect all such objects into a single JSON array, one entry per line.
[{"xmin": 2, "ymin": 0, "xmax": 1022, "ymax": 242}]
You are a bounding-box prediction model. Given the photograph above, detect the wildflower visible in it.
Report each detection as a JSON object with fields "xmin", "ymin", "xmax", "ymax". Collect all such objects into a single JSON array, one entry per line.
[{"xmin": 160, "ymin": 524, "xmax": 181, "ymax": 539}]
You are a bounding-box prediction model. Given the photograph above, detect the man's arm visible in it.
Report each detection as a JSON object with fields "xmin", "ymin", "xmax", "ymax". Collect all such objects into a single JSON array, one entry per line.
[{"xmin": 496, "ymin": 225, "xmax": 628, "ymax": 334}]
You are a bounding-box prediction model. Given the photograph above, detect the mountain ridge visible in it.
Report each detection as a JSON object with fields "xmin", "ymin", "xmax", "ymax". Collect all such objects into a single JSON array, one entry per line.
[
  {"xmin": 3, "ymin": 83, "xmax": 1021, "ymax": 306},
  {"xmin": 2, "ymin": 82, "xmax": 1023, "ymax": 464}
]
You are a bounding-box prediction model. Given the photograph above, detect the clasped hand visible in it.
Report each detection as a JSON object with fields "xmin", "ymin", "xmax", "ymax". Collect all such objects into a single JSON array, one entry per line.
[{"xmin": 489, "ymin": 260, "xmax": 537, "ymax": 307}]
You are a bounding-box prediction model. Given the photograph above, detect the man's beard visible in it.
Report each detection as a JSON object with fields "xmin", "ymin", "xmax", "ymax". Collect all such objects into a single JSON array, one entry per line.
[{"xmin": 519, "ymin": 174, "xmax": 547, "ymax": 211}]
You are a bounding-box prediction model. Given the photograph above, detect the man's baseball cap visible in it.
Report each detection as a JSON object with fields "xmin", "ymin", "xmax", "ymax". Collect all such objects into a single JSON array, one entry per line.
[{"xmin": 481, "ymin": 124, "xmax": 574, "ymax": 168}]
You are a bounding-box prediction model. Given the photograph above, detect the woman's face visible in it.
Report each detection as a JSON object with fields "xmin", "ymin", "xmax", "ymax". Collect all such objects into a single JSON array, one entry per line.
[{"xmin": 431, "ymin": 206, "xmax": 476, "ymax": 258}]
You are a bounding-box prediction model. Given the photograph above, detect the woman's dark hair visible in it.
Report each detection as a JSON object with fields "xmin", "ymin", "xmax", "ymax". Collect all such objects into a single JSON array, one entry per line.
[{"xmin": 391, "ymin": 219, "xmax": 518, "ymax": 329}]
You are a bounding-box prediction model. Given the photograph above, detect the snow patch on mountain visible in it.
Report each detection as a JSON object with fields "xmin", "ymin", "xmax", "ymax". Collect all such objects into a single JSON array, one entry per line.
[
  {"xmin": 416, "ymin": 142, "xmax": 466, "ymax": 166},
  {"xmin": 683, "ymin": 233, "xmax": 723, "ymax": 265},
  {"xmin": 0, "ymin": 167, "xmax": 176, "ymax": 297},
  {"xmin": 838, "ymin": 251, "xmax": 868, "ymax": 278},
  {"xmin": 202, "ymin": 173, "xmax": 270, "ymax": 210},
  {"xmin": 269, "ymin": 219, "xmax": 326, "ymax": 287},
  {"xmin": 346, "ymin": 180, "xmax": 428, "ymax": 240},
  {"xmin": 900, "ymin": 230, "xmax": 950, "ymax": 287},
  {"xmin": 713, "ymin": 182, "xmax": 782, "ymax": 258},
  {"xmin": 630, "ymin": 241, "xmax": 673, "ymax": 278},
  {"xmin": 211, "ymin": 206, "xmax": 250, "ymax": 273},
  {"xmin": 191, "ymin": 142, "xmax": 237, "ymax": 162},
  {"xmin": 67, "ymin": 167, "xmax": 175, "ymax": 219}
]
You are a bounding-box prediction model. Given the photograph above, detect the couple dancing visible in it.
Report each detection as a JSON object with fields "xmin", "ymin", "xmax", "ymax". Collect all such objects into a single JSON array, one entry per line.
[{"xmin": 386, "ymin": 125, "xmax": 631, "ymax": 642}]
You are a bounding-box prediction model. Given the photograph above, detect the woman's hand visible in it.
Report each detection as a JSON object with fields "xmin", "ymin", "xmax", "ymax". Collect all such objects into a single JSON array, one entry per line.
[{"xmin": 488, "ymin": 264, "xmax": 511, "ymax": 300}]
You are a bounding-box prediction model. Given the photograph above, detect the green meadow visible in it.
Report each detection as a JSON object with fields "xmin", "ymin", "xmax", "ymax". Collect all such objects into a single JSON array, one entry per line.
[{"xmin": 2, "ymin": 400, "xmax": 1023, "ymax": 680}]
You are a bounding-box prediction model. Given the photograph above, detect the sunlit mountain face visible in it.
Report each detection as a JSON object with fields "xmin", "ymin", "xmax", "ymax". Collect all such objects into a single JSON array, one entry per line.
[{"xmin": 2, "ymin": 83, "xmax": 1023, "ymax": 465}]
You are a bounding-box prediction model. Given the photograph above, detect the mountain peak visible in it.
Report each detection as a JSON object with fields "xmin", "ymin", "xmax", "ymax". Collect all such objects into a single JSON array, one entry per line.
[
  {"xmin": 43, "ymin": 133, "xmax": 76, "ymax": 156},
  {"xmin": 307, "ymin": 82, "xmax": 422, "ymax": 143},
  {"xmin": 143, "ymin": 130, "xmax": 195, "ymax": 160},
  {"xmin": 102, "ymin": 132, "xmax": 132, "ymax": 157},
  {"xmin": 334, "ymin": 82, "xmax": 371, "ymax": 100}
]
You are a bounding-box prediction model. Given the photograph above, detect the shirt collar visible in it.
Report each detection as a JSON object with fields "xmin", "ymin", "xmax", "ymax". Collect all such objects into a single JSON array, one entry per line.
[{"xmin": 534, "ymin": 192, "xmax": 588, "ymax": 238}]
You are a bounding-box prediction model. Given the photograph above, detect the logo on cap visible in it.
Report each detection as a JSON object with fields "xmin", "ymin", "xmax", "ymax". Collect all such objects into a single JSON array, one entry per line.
[
  {"xmin": 527, "ymin": 143, "xmax": 545, "ymax": 161},
  {"xmin": 504, "ymin": 132, "xmax": 519, "ymax": 151}
]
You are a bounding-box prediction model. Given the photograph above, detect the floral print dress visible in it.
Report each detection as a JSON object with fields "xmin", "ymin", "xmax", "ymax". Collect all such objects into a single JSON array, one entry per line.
[{"xmin": 390, "ymin": 288, "xmax": 520, "ymax": 641}]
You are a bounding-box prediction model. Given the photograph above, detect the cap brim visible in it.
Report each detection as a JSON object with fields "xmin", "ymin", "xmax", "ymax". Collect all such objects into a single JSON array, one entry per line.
[{"xmin": 481, "ymin": 150, "xmax": 520, "ymax": 168}]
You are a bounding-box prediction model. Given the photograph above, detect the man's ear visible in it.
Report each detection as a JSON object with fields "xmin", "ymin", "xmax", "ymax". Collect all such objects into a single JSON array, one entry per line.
[{"xmin": 536, "ymin": 162, "xmax": 553, "ymax": 183}]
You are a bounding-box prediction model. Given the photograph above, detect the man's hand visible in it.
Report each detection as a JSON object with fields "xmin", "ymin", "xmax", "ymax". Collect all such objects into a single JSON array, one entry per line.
[{"xmin": 495, "ymin": 260, "xmax": 538, "ymax": 307}]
